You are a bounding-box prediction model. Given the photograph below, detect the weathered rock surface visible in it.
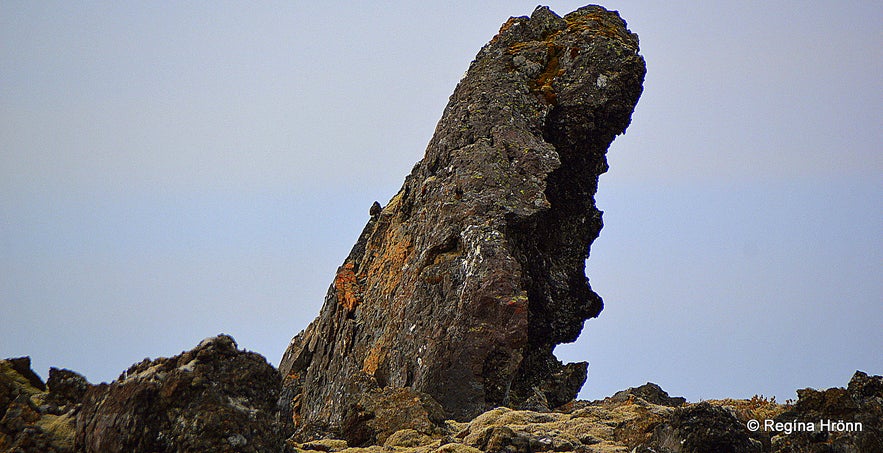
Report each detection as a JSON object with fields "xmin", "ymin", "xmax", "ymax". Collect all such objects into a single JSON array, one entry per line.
[
  {"xmin": 768, "ymin": 371, "xmax": 882, "ymax": 453},
  {"xmin": 1, "ymin": 358, "xmax": 88, "ymax": 452},
  {"xmin": 286, "ymin": 383, "xmax": 760, "ymax": 453},
  {"xmin": 4, "ymin": 348, "xmax": 878, "ymax": 452},
  {"xmin": 339, "ymin": 387, "xmax": 446, "ymax": 447},
  {"xmin": 640, "ymin": 402, "xmax": 764, "ymax": 453},
  {"xmin": 609, "ymin": 382, "xmax": 687, "ymax": 407},
  {"xmin": 289, "ymin": 393, "xmax": 678, "ymax": 453},
  {"xmin": 75, "ymin": 335, "xmax": 291, "ymax": 452},
  {"xmin": 632, "ymin": 371, "xmax": 883, "ymax": 453},
  {"xmin": 286, "ymin": 373, "xmax": 881, "ymax": 452},
  {"xmin": 280, "ymin": 4, "xmax": 646, "ymax": 438}
]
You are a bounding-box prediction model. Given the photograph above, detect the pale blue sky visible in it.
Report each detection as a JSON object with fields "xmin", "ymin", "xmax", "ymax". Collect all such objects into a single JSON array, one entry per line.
[{"xmin": 2, "ymin": 1, "xmax": 880, "ymax": 402}]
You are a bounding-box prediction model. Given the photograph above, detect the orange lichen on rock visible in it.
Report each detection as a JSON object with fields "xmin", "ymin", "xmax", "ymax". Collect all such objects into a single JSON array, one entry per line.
[
  {"xmin": 334, "ymin": 262, "xmax": 361, "ymax": 312},
  {"xmin": 534, "ymin": 44, "xmax": 564, "ymax": 104},
  {"xmin": 564, "ymin": 9, "xmax": 640, "ymax": 50},
  {"xmin": 490, "ymin": 17, "xmax": 520, "ymax": 45},
  {"xmin": 363, "ymin": 225, "xmax": 412, "ymax": 300},
  {"xmin": 362, "ymin": 345, "xmax": 386, "ymax": 376},
  {"xmin": 356, "ymin": 191, "xmax": 413, "ymax": 301},
  {"xmin": 279, "ymin": 4, "xmax": 647, "ymax": 437}
]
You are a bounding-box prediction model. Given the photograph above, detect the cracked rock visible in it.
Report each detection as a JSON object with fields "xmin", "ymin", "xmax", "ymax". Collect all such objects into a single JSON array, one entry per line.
[{"xmin": 280, "ymin": 4, "xmax": 645, "ymax": 439}]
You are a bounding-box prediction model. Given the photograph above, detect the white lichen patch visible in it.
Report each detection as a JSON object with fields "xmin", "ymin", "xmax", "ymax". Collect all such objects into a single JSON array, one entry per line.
[
  {"xmin": 596, "ymin": 73, "xmax": 608, "ymax": 88},
  {"xmin": 123, "ymin": 363, "xmax": 166, "ymax": 382},
  {"xmin": 226, "ymin": 396, "xmax": 260, "ymax": 419},
  {"xmin": 178, "ymin": 359, "xmax": 198, "ymax": 373}
]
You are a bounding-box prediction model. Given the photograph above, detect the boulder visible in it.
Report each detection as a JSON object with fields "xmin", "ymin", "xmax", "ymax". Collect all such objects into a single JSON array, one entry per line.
[
  {"xmin": 280, "ymin": 4, "xmax": 645, "ymax": 438},
  {"xmin": 340, "ymin": 387, "xmax": 446, "ymax": 447},
  {"xmin": 608, "ymin": 382, "xmax": 687, "ymax": 407},
  {"xmin": 75, "ymin": 334, "xmax": 291, "ymax": 452},
  {"xmin": 641, "ymin": 402, "xmax": 763, "ymax": 453}
]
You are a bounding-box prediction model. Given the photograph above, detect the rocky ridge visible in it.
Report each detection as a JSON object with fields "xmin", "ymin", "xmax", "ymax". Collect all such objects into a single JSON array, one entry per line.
[
  {"xmin": 285, "ymin": 372, "xmax": 882, "ymax": 453},
  {"xmin": 4, "ymin": 351, "xmax": 879, "ymax": 452}
]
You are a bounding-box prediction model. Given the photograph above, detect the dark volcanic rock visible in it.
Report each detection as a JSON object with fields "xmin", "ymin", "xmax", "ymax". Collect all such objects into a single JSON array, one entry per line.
[
  {"xmin": 641, "ymin": 402, "xmax": 763, "ymax": 453},
  {"xmin": 769, "ymin": 371, "xmax": 882, "ymax": 453},
  {"xmin": 1, "ymin": 357, "xmax": 83, "ymax": 452},
  {"xmin": 609, "ymin": 382, "xmax": 687, "ymax": 407},
  {"xmin": 45, "ymin": 368, "xmax": 90, "ymax": 410},
  {"xmin": 280, "ymin": 4, "xmax": 645, "ymax": 439},
  {"xmin": 75, "ymin": 335, "xmax": 291, "ymax": 452},
  {"xmin": 339, "ymin": 387, "xmax": 446, "ymax": 447},
  {"xmin": 629, "ymin": 372, "xmax": 883, "ymax": 453}
]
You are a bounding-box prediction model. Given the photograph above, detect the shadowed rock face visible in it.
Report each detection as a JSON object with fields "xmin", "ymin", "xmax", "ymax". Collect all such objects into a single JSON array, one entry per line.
[
  {"xmin": 280, "ymin": 4, "xmax": 645, "ymax": 438},
  {"xmin": 766, "ymin": 371, "xmax": 883, "ymax": 453},
  {"xmin": 75, "ymin": 335, "xmax": 290, "ymax": 452}
]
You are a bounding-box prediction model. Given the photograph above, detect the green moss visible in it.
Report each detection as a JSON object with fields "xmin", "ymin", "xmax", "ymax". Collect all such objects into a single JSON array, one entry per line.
[
  {"xmin": 36, "ymin": 413, "xmax": 76, "ymax": 449},
  {"xmin": 0, "ymin": 361, "xmax": 44, "ymax": 397}
]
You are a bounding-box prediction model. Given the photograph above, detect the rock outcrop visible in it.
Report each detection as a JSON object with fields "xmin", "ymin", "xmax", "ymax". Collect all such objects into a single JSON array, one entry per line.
[
  {"xmin": 75, "ymin": 335, "xmax": 290, "ymax": 452},
  {"xmin": 641, "ymin": 402, "xmax": 764, "ymax": 453},
  {"xmin": 1, "ymin": 358, "xmax": 89, "ymax": 452},
  {"xmin": 609, "ymin": 382, "xmax": 687, "ymax": 407},
  {"xmin": 279, "ymin": 4, "xmax": 646, "ymax": 439},
  {"xmin": 767, "ymin": 371, "xmax": 882, "ymax": 453},
  {"xmin": 289, "ymin": 394, "xmax": 682, "ymax": 453},
  {"xmin": 284, "ymin": 372, "xmax": 881, "ymax": 452},
  {"xmin": 4, "ymin": 348, "xmax": 879, "ymax": 452},
  {"xmin": 4, "ymin": 4, "xmax": 879, "ymax": 451}
]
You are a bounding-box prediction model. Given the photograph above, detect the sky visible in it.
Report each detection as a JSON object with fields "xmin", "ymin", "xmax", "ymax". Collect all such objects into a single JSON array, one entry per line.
[{"xmin": 1, "ymin": 1, "xmax": 880, "ymax": 403}]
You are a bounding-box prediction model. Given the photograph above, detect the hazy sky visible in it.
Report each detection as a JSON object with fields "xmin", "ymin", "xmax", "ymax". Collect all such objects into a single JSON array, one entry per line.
[{"xmin": 2, "ymin": 1, "xmax": 880, "ymax": 403}]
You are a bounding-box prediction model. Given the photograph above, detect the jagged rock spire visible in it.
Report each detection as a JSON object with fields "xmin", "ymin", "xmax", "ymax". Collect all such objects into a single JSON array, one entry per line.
[{"xmin": 280, "ymin": 4, "xmax": 646, "ymax": 441}]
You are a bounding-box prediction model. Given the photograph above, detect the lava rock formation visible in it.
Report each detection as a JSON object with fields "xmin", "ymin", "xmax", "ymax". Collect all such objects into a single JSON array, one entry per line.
[
  {"xmin": 279, "ymin": 4, "xmax": 646, "ymax": 439},
  {"xmin": 75, "ymin": 335, "xmax": 290, "ymax": 452}
]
